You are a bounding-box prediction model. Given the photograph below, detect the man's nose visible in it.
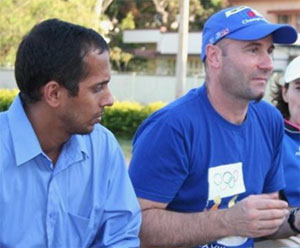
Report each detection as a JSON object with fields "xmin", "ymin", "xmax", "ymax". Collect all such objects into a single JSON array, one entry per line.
[
  {"xmin": 100, "ymin": 88, "xmax": 114, "ymax": 107},
  {"xmin": 258, "ymin": 53, "xmax": 273, "ymax": 72}
]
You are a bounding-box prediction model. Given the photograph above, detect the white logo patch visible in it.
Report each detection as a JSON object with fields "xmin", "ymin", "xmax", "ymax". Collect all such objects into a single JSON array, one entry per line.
[
  {"xmin": 225, "ymin": 6, "xmax": 248, "ymax": 18},
  {"xmin": 217, "ymin": 236, "xmax": 248, "ymax": 246},
  {"xmin": 296, "ymin": 146, "xmax": 300, "ymax": 156},
  {"xmin": 208, "ymin": 162, "xmax": 245, "ymax": 201}
]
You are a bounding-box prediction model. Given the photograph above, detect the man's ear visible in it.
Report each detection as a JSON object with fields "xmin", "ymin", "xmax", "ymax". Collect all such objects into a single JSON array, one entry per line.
[
  {"xmin": 281, "ymin": 86, "xmax": 289, "ymax": 103},
  {"xmin": 42, "ymin": 81, "xmax": 64, "ymax": 108},
  {"xmin": 205, "ymin": 44, "xmax": 222, "ymax": 69}
]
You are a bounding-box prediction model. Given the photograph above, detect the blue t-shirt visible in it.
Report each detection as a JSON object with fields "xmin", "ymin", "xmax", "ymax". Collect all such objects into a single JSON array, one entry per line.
[
  {"xmin": 281, "ymin": 120, "xmax": 300, "ymax": 207},
  {"xmin": 0, "ymin": 95, "xmax": 141, "ymax": 248},
  {"xmin": 129, "ymin": 84, "xmax": 285, "ymax": 248}
]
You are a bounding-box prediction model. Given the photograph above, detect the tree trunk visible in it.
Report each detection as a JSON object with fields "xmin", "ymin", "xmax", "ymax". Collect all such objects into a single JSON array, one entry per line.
[
  {"xmin": 152, "ymin": 0, "xmax": 169, "ymax": 25},
  {"xmin": 175, "ymin": 0, "xmax": 190, "ymax": 98},
  {"xmin": 95, "ymin": 0, "xmax": 114, "ymax": 17}
]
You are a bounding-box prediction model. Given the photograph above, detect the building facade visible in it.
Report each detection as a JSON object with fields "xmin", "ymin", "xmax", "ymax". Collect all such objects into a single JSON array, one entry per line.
[
  {"xmin": 228, "ymin": 0, "xmax": 300, "ymax": 31},
  {"xmin": 123, "ymin": 0, "xmax": 300, "ymax": 76}
]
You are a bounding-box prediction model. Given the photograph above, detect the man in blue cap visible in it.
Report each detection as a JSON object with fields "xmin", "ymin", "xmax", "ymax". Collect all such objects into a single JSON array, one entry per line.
[{"xmin": 129, "ymin": 6, "xmax": 299, "ymax": 248}]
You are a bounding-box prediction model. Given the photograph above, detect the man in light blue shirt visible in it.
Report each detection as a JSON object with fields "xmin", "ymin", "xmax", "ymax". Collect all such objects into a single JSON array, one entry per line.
[{"xmin": 0, "ymin": 19, "xmax": 141, "ymax": 247}]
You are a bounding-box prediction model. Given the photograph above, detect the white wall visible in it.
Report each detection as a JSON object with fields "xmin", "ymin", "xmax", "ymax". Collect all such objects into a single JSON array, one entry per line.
[
  {"xmin": 0, "ymin": 68, "xmax": 204, "ymax": 104},
  {"xmin": 0, "ymin": 68, "xmax": 17, "ymax": 89},
  {"xmin": 109, "ymin": 72, "xmax": 203, "ymax": 103},
  {"xmin": 0, "ymin": 68, "xmax": 277, "ymax": 104}
]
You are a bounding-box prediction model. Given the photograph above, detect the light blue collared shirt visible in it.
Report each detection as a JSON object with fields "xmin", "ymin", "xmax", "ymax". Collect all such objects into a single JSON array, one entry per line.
[{"xmin": 0, "ymin": 95, "xmax": 141, "ymax": 248}]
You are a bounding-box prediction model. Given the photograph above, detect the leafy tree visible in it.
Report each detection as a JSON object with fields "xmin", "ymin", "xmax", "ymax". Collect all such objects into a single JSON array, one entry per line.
[
  {"xmin": 150, "ymin": 0, "xmax": 227, "ymax": 30},
  {"xmin": 120, "ymin": 12, "xmax": 135, "ymax": 30},
  {"xmin": 110, "ymin": 46, "xmax": 133, "ymax": 71},
  {"xmin": 191, "ymin": 0, "xmax": 228, "ymax": 30},
  {"xmin": 0, "ymin": 0, "xmax": 112, "ymax": 67},
  {"xmin": 0, "ymin": 0, "xmax": 228, "ymax": 69},
  {"xmin": 106, "ymin": 0, "xmax": 157, "ymax": 29},
  {"xmin": 95, "ymin": 0, "xmax": 114, "ymax": 16},
  {"xmin": 105, "ymin": 4, "xmax": 138, "ymax": 71},
  {"xmin": 106, "ymin": 0, "xmax": 227, "ymax": 31},
  {"xmin": 104, "ymin": 9, "xmax": 149, "ymax": 73},
  {"xmin": 104, "ymin": 0, "xmax": 227, "ymax": 72}
]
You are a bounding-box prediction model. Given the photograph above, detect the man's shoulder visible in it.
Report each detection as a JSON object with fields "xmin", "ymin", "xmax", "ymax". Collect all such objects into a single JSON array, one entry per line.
[
  {"xmin": 249, "ymin": 100, "xmax": 283, "ymax": 135},
  {"xmin": 0, "ymin": 111, "xmax": 10, "ymax": 138},
  {"xmin": 150, "ymin": 87, "xmax": 204, "ymax": 122},
  {"xmin": 250, "ymin": 100, "xmax": 282, "ymax": 120},
  {"xmin": 0, "ymin": 110, "xmax": 8, "ymax": 122}
]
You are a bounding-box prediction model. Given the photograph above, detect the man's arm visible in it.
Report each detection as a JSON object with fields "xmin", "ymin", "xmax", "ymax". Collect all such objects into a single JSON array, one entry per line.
[
  {"xmin": 94, "ymin": 147, "xmax": 141, "ymax": 247},
  {"xmin": 139, "ymin": 194, "xmax": 288, "ymax": 248}
]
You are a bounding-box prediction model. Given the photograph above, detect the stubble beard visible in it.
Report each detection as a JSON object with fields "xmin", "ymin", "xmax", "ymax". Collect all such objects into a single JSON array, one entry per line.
[
  {"xmin": 253, "ymin": 93, "xmax": 264, "ymax": 103},
  {"xmin": 63, "ymin": 113, "xmax": 95, "ymax": 136}
]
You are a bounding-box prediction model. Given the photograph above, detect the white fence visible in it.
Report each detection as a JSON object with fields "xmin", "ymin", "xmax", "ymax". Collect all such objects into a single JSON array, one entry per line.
[{"xmin": 0, "ymin": 68, "xmax": 275, "ymax": 104}]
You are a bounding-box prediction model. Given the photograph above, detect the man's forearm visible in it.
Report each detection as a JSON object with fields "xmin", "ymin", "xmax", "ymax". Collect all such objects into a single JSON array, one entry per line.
[
  {"xmin": 140, "ymin": 208, "xmax": 229, "ymax": 247},
  {"xmin": 139, "ymin": 194, "xmax": 288, "ymax": 247}
]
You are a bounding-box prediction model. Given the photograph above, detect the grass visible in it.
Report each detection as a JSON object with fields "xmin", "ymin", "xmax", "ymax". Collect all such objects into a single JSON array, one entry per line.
[{"xmin": 117, "ymin": 137, "xmax": 133, "ymax": 165}]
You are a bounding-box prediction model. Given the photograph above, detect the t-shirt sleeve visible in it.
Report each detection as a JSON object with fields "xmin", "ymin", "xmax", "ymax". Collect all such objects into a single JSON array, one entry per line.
[{"xmin": 129, "ymin": 118, "xmax": 189, "ymax": 203}]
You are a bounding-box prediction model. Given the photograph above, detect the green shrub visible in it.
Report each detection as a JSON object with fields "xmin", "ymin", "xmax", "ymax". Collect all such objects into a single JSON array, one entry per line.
[
  {"xmin": 0, "ymin": 89, "xmax": 19, "ymax": 111},
  {"xmin": 0, "ymin": 88, "xmax": 166, "ymax": 138},
  {"xmin": 101, "ymin": 101, "xmax": 166, "ymax": 138}
]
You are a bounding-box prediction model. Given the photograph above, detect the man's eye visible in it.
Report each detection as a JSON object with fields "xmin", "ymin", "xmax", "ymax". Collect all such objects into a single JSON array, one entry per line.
[
  {"xmin": 267, "ymin": 49, "xmax": 274, "ymax": 55},
  {"xmin": 250, "ymin": 47, "xmax": 258, "ymax": 53},
  {"xmin": 94, "ymin": 84, "xmax": 104, "ymax": 92}
]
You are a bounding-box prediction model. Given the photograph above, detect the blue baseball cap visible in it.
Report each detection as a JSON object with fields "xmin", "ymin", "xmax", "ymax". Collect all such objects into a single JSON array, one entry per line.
[{"xmin": 201, "ymin": 6, "xmax": 298, "ymax": 61}]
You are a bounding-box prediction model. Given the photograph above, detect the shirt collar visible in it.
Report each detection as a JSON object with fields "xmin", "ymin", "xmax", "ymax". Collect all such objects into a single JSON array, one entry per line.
[
  {"xmin": 8, "ymin": 95, "xmax": 43, "ymax": 166},
  {"xmin": 63, "ymin": 134, "xmax": 89, "ymax": 161},
  {"xmin": 52, "ymin": 133, "xmax": 89, "ymax": 174},
  {"xmin": 284, "ymin": 119, "xmax": 300, "ymax": 134},
  {"xmin": 7, "ymin": 95, "xmax": 89, "ymax": 167}
]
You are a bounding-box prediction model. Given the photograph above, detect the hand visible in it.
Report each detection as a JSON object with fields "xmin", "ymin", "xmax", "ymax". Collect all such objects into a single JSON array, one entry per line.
[{"xmin": 223, "ymin": 193, "xmax": 289, "ymax": 238}]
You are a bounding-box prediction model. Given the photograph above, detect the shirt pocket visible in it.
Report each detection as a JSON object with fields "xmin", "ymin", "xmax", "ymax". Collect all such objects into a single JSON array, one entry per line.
[{"xmin": 65, "ymin": 212, "xmax": 91, "ymax": 245}]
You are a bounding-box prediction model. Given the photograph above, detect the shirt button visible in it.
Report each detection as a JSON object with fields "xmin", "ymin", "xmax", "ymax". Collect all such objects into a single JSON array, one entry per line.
[{"xmin": 49, "ymin": 213, "xmax": 56, "ymax": 219}]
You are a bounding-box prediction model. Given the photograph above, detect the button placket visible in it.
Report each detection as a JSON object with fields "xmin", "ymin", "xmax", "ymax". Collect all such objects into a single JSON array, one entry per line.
[{"xmin": 46, "ymin": 174, "xmax": 57, "ymax": 247}]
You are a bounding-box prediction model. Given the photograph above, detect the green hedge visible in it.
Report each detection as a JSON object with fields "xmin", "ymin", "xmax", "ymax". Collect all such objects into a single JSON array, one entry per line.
[
  {"xmin": 101, "ymin": 101, "xmax": 165, "ymax": 138},
  {"xmin": 0, "ymin": 89, "xmax": 19, "ymax": 111},
  {"xmin": 0, "ymin": 89, "xmax": 165, "ymax": 138}
]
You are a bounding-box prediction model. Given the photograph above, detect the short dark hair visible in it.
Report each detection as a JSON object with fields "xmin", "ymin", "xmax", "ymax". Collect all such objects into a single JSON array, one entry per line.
[
  {"xmin": 271, "ymin": 79, "xmax": 290, "ymax": 119},
  {"xmin": 15, "ymin": 18, "xmax": 109, "ymax": 104}
]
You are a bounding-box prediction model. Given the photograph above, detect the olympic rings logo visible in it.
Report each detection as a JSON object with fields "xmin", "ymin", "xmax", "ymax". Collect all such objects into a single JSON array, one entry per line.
[{"xmin": 213, "ymin": 170, "xmax": 239, "ymax": 190}]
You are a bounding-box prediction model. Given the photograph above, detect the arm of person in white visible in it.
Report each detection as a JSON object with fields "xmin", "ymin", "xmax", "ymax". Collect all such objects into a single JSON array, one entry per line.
[
  {"xmin": 138, "ymin": 193, "xmax": 288, "ymax": 248},
  {"xmin": 264, "ymin": 206, "xmax": 300, "ymax": 239}
]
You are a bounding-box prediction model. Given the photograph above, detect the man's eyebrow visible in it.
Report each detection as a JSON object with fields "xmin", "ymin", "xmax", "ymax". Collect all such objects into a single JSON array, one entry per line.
[
  {"xmin": 96, "ymin": 79, "xmax": 111, "ymax": 85},
  {"xmin": 88, "ymin": 80, "xmax": 110, "ymax": 89},
  {"xmin": 242, "ymin": 42, "xmax": 262, "ymax": 48},
  {"xmin": 243, "ymin": 42, "xmax": 275, "ymax": 50}
]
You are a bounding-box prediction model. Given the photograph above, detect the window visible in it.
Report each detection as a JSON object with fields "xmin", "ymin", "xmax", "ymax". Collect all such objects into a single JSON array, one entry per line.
[
  {"xmin": 187, "ymin": 57, "xmax": 202, "ymax": 76},
  {"xmin": 277, "ymin": 15, "xmax": 290, "ymax": 24}
]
